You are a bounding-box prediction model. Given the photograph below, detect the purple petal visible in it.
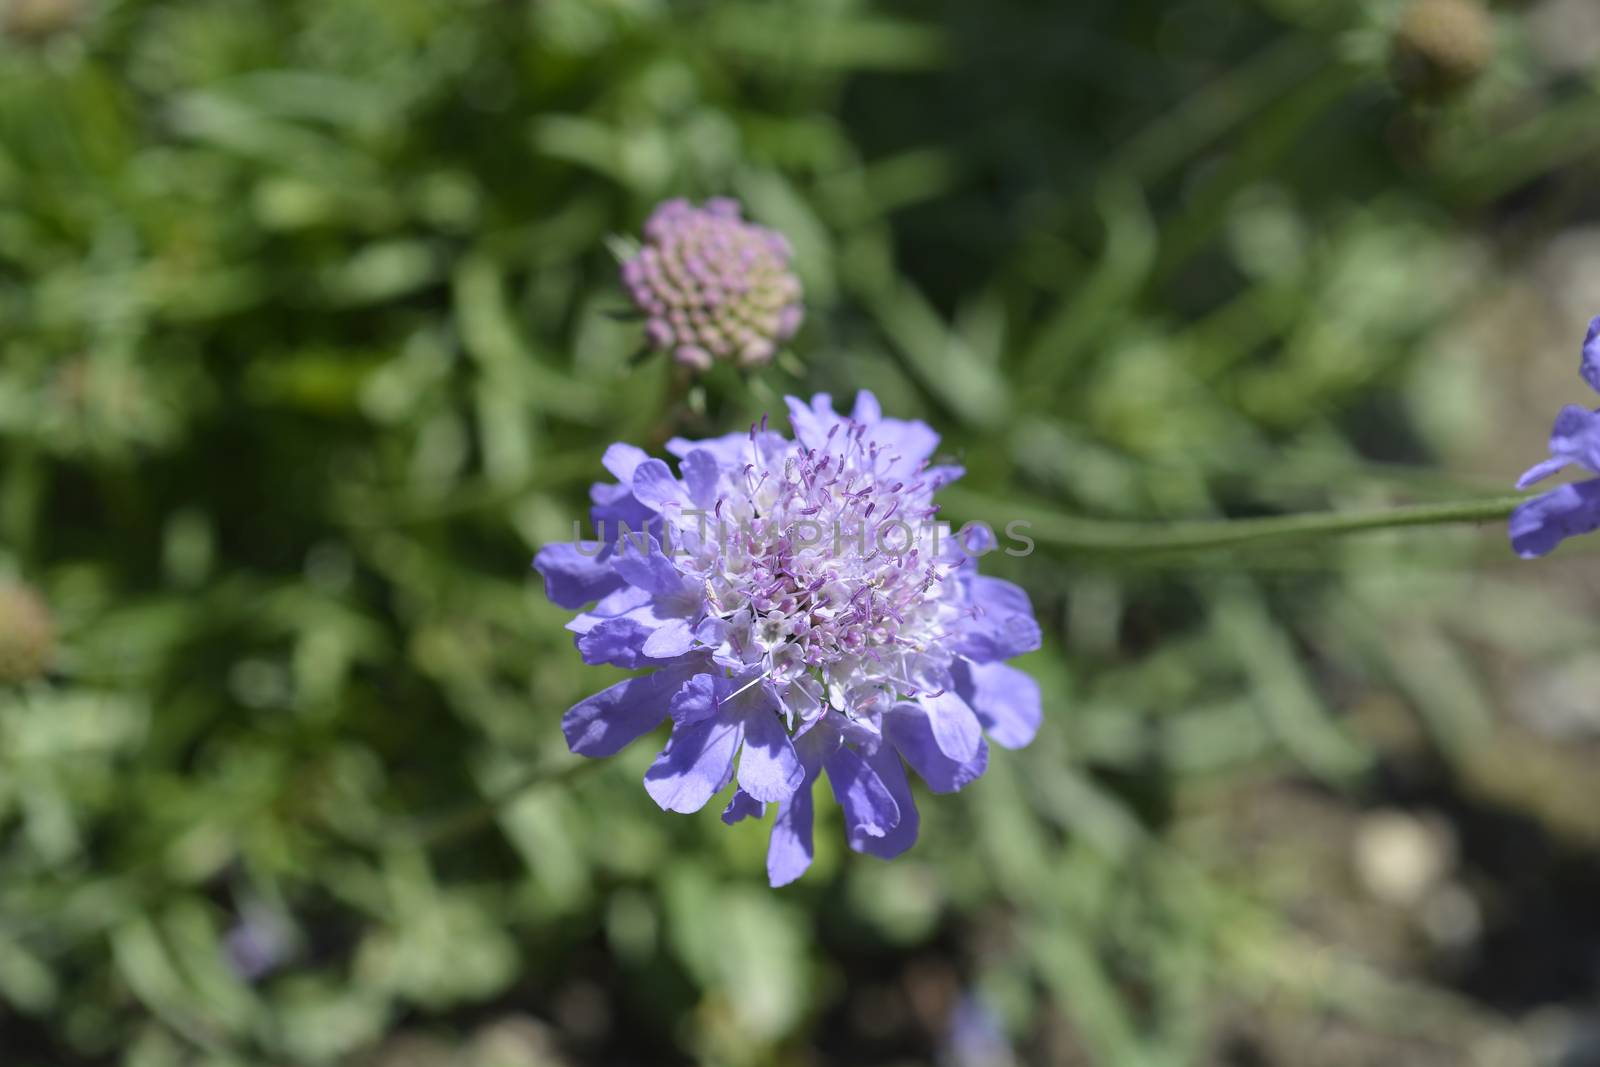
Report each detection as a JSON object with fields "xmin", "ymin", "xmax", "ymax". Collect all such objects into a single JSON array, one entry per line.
[
  {"xmin": 784, "ymin": 394, "xmax": 842, "ymax": 452},
  {"xmin": 869, "ymin": 418, "xmax": 940, "ymax": 480},
  {"xmin": 952, "ymin": 576, "xmax": 1042, "ymax": 662},
  {"xmin": 853, "ymin": 748, "xmax": 919, "ymax": 859},
  {"xmin": 925, "ymin": 464, "xmax": 966, "ymax": 494},
  {"xmin": 573, "ymin": 591, "xmax": 697, "ymax": 667},
  {"xmin": 834, "ymin": 712, "xmax": 883, "ymax": 753},
  {"xmin": 1583, "ymin": 315, "xmax": 1600, "ymax": 395},
  {"xmin": 917, "ymin": 690, "xmax": 983, "ymax": 762},
  {"xmin": 665, "ymin": 431, "xmax": 751, "ymax": 466},
  {"xmin": 850, "ymin": 391, "xmax": 882, "ymax": 424},
  {"xmin": 589, "ymin": 481, "xmax": 656, "ymax": 532},
  {"xmin": 887, "ymin": 705, "xmax": 989, "ymax": 794},
  {"xmin": 824, "ymin": 744, "xmax": 900, "ymax": 841},
  {"xmin": 953, "ymin": 659, "xmax": 1042, "ymax": 750},
  {"xmin": 575, "ymin": 616, "xmax": 655, "ymax": 668},
  {"xmin": 680, "ymin": 449, "xmax": 722, "ymax": 509},
  {"xmin": 642, "ymin": 617, "xmax": 696, "ymax": 659},
  {"xmin": 562, "ymin": 670, "xmax": 686, "ymax": 757},
  {"xmin": 532, "ymin": 543, "xmax": 624, "ymax": 609},
  {"xmin": 767, "ymin": 783, "xmax": 816, "ymax": 887},
  {"xmin": 694, "ymin": 616, "xmax": 728, "ymax": 648},
  {"xmin": 723, "ymin": 789, "xmax": 765, "ymax": 825},
  {"xmin": 738, "ymin": 707, "xmax": 806, "ymax": 803},
  {"xmin": 611, "ymin": 537, "xmax": 686, "ymax": 596},
  {"xmin": 565, "ymin": 586, "xmax": 651, "ymax": 635},
  {"xmin": 643, "ymin": 715, "xmax": 743, "ymax": 813},
  {"xmin": 943, "ymin": 520, "xmax": 996, "ymax": 563},
  {"xmin": 602, "ymin": 443, "xmax": 651, "ymax": 484},
  {"xmin": 970, "ymin": 576, "xmax": 1036, "ymax": 621},
  {"xmin": 1513, "ymin": 402, "xmax": 1600, "ymax": 492},
  {"xmin": 1517, "ymin": 456, "xmax": 1572, "ymax": 491},
  {"xmin": 632, "ymin": 459, "xmax": 688, "ymax": 515},
  {"xmin": 1510, "ymin": 479, "xmax": 1600, "ymax": 558},
  {"xmin": 766, "ymin": 731, "xmax": 833, "ymax": 886},
  {"xmin": 1547, "ymin": 405, "xmax": 1600, "ymax": 475},
  {"xmin": 669, "ymin": 674, "xmax": 717, "ymax": 726},
  {"xmin": 825, "ymin": 391, "xmax": 943, "ymax": 480}
]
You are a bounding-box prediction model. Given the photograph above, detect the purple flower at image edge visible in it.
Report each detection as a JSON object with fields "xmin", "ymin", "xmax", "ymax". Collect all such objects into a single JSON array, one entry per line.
[
  {"xmin": 534, "ymin": 392, "xmax": 1043, "ymax": 886},
  {"xmin": 1511, "ymin": 316, "xmax": 1600, "ymax": 558}
]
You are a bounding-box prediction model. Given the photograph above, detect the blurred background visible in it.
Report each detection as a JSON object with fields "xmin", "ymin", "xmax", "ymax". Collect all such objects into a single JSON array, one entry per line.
[{"xmin": 4, "ymin": 0, "xmax": 1600, "ymax": 1064}]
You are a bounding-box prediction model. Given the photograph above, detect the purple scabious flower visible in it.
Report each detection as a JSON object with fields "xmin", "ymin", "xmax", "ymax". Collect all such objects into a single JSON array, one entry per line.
[
  {"xmin": 222, "ymin": 902, "xmax": 295, "ymax": 982},
  {"xmin": 1511, "ymin": 316, "xmax": 1600, "ymax": 558},
  {"xmin": 619, "ymin": 198, "xmax": 803, "ymax": 371},
  {"xmin": 534, "ymin": 392, "xmax": 1042, "ymax": 886}
]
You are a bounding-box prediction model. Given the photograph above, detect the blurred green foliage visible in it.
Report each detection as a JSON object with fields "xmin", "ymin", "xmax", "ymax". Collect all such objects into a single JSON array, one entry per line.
[{"xmin": 4, "ymin": 0, "xmax": 1600, "ymax": 1064}]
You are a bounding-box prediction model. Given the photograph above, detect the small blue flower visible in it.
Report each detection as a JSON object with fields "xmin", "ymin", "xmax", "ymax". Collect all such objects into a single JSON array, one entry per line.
[
  {"xmin": 534, "ymin": 392, "xmax": 1043, "ymax": 885},
  {"xmin": 1511, "ymin": 316, "xmax": 1600, "ymax": 558}
]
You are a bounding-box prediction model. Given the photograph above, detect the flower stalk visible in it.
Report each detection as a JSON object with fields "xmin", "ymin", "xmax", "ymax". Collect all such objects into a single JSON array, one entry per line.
[{"xmin": 937, "ymin": 489, "xmax": 1524, "ymax": 556}]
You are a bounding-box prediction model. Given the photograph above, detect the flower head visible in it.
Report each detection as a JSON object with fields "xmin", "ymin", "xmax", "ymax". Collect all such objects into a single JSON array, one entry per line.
[
  {"xmin": 3, "ymin": 0, "xmax": 83, "ymax": 42},
  {"xmin": 1390, "ymin": 0, "xmax": 1494, "ymax": 100},
  {"xmin": 535, "ymin": 392, "xmax": 1042, "ymax": 884},
  {"xmin": 619, "ymin": 198, "xmax": 803, "ymax": 371},
  {"xmin": 1510, "ymin": 316, "xmax": 1600, "ymax": 558},
  {"xmin": 0, "ymin": 582, "xmax": 54, "ymax": 684}
]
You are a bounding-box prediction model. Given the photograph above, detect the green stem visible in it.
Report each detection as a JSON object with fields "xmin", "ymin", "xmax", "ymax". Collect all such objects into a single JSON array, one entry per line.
[
  {"xmin": 647, "ymin": 362, "xmax": 695, "ymax": 449},
  {"xmin": 937, "ymin": 489, "xmax": 1525, "ymax": 555}
]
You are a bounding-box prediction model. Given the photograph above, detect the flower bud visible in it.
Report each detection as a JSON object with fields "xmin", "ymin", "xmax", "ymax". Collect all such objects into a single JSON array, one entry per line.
[
  {"xmin": 1391, "ymin": 0, "xmax": 1494, "ymax": 100},
  {"xmin": 620, "ymin": 198, "xmax": 803, "ymax": 371},
  {"xmin": 0, "ymin": 583, "xmax": 54, "ymax": 683},
  {"xmin": 2, "ymin": 0, "xmax": 83, "ymax": 41}
]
